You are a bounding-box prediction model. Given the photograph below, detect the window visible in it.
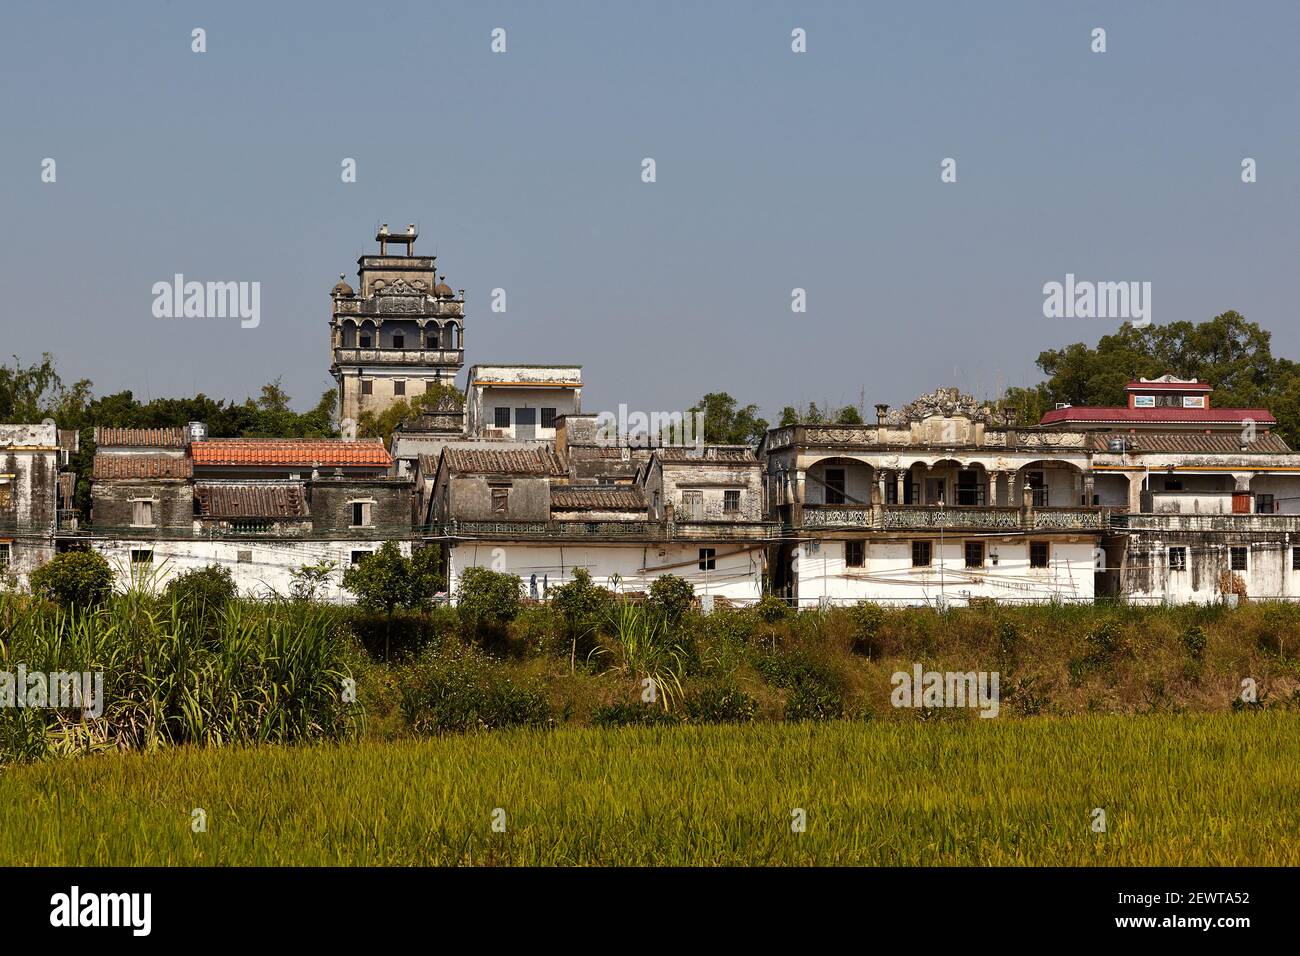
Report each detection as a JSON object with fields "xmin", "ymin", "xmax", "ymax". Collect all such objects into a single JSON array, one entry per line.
[
  {"xmin": 911, "ymin": 541, "xmax": 931, "ymax": 567},
  {"xmin": 1169, "ymin": 546, "xmax": 1187, "ymax": 571},
  {"xmin": 426, "ymin": 379, "xmax": 438, "ymax": 393},
  {"xmin": 724, "ymin": 489, "xmax": 741, "ymax": 513},
  {"xmin": 130, "ymin": 549, "xmax": 153, "ymax": 565},
  {"xmin": 392, "ymin": 333, "xmax": 405, "ymax": 349},
  {"xmin": 361, "ymin": 379, "xmax": 373, "ymax": 395},
  {"xmin": 132, "ymin": 500, "xmax": 155, "ymax": 527},
  {"xmin": 964, "ymin": 541, "xmax": 984, "ymax": 568},
  {"xmin": 237, "ymin": 550, "xmax": 253, "ymax": 564},
  {"xmin": 886, "ymin": 480, "xmax": 898, "ymax": 505},
  {"xmin": 1030, "ymin": 541, "xmax": 1050, "ymax": 569},
  {"xmin": 845, "ymin": 540, "xmax": 865, "ymax": 568},
  {"xmin": 494, "ymin": 407, "xmax": 511, "ymax": 429},
  {"xmin": 0, "ymin": 483, "xmax": 11, "ymax": 510},
  {"xmin": 350, "ymin": 501, "xmax": 372, "ymax": 527},
  {"xmin": 359, "ymin": 334, "xmax": 372, "ymax": 348},
  {"xmin": 0, "ymin": 543, "xmax": 9, "ymax": 568},
  {"xmin": 824, "ymin": 468, "xmax": 846, "ymax": 505},
  {"xmin": 698, "ymin": 548, "xmax": 716, "ymax": 571},
  {"xmin": 1256, "ymin": 494, "xmax": 1275, "ymax": 515},
  {"xmin": 1026, "ymin": 472, "xmax": 1048, "ymax": 508},
  {"xmin": 393, "ymin": 379, "xmax": 406, "ymax": 396},
  {"xmin": 541, "ymin": 407, "xmax": 557, "ymax": 429},
  {"xmin": 680, "ymin": 490, "xmax": 702, "ymax": 520},
  {"xmin": 351, "ymin": 550, "xmax": 371, "ymax": 565},
  {"xmin": 1293, "ymin": 548, "xmax": 1300, "ymax": 572},
  {"xmin": 1230, "ymin": 546, "xmax": 1248, "ymax": 571},
  {"xmin": 491, "ymin": 486, "xmax": 510, "ymax": 514}
]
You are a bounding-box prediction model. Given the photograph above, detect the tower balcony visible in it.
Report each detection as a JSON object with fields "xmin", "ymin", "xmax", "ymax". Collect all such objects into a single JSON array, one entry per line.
[{"xmin": 333, "ymin": 347, "xmax": 464, "ymax": 367}]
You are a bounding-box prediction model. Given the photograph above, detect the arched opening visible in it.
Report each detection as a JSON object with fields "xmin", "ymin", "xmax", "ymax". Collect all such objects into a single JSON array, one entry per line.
[
  {"xmin": 357, "ymin": 320, "xmax": 377, "ymax": 350},
  {"xmin": 1017, "ymin": 459, "xmax": 1085, "ymax": 508},
  {"xmin": 425, "ymin": 322, "xmax": 442, "ymax": 350},
  {"xmin": 804, "ymin": 457, "xmax": 874, "ymax": 506}
]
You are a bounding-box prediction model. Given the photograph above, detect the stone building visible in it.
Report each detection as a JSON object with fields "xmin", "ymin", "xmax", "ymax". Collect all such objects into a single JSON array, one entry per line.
[
  {"xmin": 0, "ymin": 422, "xmax": 60, "ymax": 586},
  {"xmin": 762, "ymin": 389, "xmax": 1105, "ymax": 607},
  {"xmin": 330, "ymin": 224, "xmax": 465, "ymax": 422},
  {"xmin": 465, "ymin": 365, "xmax": 582, "ymax": 440},
  {"xmin": 81, "ymin": 436, "xmax": 414, "ymax": 599},
  {"xmin": 428, "ymin": 440, "xmax": 772, "ymax": 603}
]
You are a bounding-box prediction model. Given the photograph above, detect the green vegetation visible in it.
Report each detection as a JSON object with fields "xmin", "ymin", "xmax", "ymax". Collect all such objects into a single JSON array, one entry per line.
[
  {"xmin": 27, "ymin": 550, "xmax": 113, "ymax": 609},
  {"xmin": 998, "ymin": 311, "xmax": 1300, "ymax": 445},
  {"xmin": 0, "ymin": 714, "xmax": 1296, "ymax": 865}
]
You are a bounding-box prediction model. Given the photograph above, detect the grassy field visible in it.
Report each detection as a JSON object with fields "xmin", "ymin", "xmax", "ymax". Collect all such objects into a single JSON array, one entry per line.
[{"xmin": 1, "ymin": 711, "xmax": 1297, "ymax": 866}]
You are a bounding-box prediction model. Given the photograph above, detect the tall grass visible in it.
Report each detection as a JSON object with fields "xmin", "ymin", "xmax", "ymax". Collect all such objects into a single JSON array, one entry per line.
[
  {"xmin": 1, "ymin": 713, "xmax": 1296, "ymax": 865},
  {"xmin": 0, "ymin": 590, "xmax": 359, "ymax": 763}
]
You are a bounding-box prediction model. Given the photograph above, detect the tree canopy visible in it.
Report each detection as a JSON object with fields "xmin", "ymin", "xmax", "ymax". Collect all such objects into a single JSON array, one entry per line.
[{"xmin": 998, "ymin": 311, "xmax": 1300, "ymax": 446}]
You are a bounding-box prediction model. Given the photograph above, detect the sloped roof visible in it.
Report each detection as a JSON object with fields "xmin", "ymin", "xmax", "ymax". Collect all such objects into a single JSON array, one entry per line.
[
  {"xmin": 192, "ymin": 439, "xmax": 391, "ymax": 468},
  {"xmin": 1040, "ymin": 407, "xmax": 1276, "ymax": 426},
  {"xmin": 442, "ymin": 447, "xmax": 564, "ymax": 476},
  {"xmin": 93, "ymin": 455, "xmax": 193, "ymax": 479},
  {"xmin": 655, "ymin": 446, "xmax": 756, "ymax": 464},
  {"xmin": 195, "ymin": 482, "xmax": 309, "ymax": 518},
  {"xmin": 93, "ymin": 427, "xmax": 190, "ymax": 448},
  {"xmin": 1087, "ymin": 431, "xmax": 1292, "ymax": 454},
  {"xmin": 550, "ymin": 485, "xmax": 646, "ymax": 511}
]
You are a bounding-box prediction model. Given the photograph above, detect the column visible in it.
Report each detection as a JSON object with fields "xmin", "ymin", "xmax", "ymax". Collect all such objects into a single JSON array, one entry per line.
[{"xmin": 896, "ymin": 469, "xmax": 907, "ymax": 506}]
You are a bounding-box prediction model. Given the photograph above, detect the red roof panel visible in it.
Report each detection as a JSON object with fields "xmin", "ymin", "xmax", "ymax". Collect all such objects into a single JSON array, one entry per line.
[
  {"xmin": 1040, "ymin": 406, "xmax": 1275, "ymax": 426},
  {"xmin": 192, "ymin": 439, "xmax": 391, "ymax": 468}
]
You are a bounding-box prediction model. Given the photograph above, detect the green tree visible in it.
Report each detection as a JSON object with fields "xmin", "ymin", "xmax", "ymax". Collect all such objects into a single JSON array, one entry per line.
[
  {"xmin": 29, "ymin": 551, "xmax": 113, "ymax": 609},
  {"xmin": 343, "ymin": 542, "xmax": 415, "ymax": 659},
  {"xmin": 455, "ymin": 566, "xmax": 524, "ymax": 641},
  {"xmin": 688, "ymin": 392, "xmax": 769, "ymax": 446}
]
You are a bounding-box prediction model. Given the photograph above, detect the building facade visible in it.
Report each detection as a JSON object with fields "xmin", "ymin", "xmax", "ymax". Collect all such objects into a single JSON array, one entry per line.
[{"xmin": 330, "ymin": 224, "xmax": 465, "ymax": 422}]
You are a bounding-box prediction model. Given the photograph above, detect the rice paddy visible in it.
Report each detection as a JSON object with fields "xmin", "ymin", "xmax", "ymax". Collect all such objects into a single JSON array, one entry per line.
[{"xmin": 1, "ymin": 712, "xmax": 1295, "ymax": 866}]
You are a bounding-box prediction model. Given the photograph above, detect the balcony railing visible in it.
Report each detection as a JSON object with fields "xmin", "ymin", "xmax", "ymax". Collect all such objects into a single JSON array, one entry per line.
[
  {"xmin": 798, "ymin": 504, "xmax": 1106, "ymax": 532},
  {"xmin": 1111, "ymin": 513, "xmax": 1300, "ymax": 533},
  {"xmin": 333, "ymin": 347, "xmax": 464, "ymax": 366},
  {"xmin": 441, "ymin": 519, "xmax": 778, "ymax": 540}
]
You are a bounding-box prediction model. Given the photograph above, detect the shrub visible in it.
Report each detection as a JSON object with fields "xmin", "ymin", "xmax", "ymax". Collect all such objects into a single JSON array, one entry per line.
[
  {"xmin": 647, "ymin": 575, "xmax": 695, "ymax": 624},
  {"xmin": 784, "ymin": 683, "xmax": 845, "ymax": 722},
  {"xmin": 550, "ymin": 568, "xmax": 615, "ymax": 666},
  {"xmin": 848, "ymin": 602, "xmax": 886, "ymax": 657},
  {"xmin": 591, "ymin": 701, "xmax": 681, "ymax": 727},
  {"xmin": 1180, "ymin": 624, "xmax": 1208, "ymax": 663},
  {"xmin": 162, "ymin": 565, "xmax": 236, "ymax": 622},
  {"xmin": 400, "ymin": 642, "xmax": 550, "ymax": 734},
  {"xmin": 686, "ymin": 683, "xmax": 756, "ymax": 723},
  {"xmin": 29, "ymin": 551, "xmax": 113, "ymax": 609},
  {"xmin": 455, "ymin": 566, "xmax": 524, "ymax": 642},
  {"xmin": 754, "ymin": 593, "xmax": 793, "ymax": 624}
]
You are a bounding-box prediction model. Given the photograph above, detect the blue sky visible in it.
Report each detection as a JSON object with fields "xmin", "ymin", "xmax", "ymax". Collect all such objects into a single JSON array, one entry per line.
[{"xmin": 2, "ymin": 1, "xmax": 1297, "ymax": 420}]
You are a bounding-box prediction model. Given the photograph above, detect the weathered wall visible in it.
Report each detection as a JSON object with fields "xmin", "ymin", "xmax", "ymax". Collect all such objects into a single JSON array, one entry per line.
[
  {"xmin": 90, "ymin": 537, "xmax": 412, "ymax": 600},
  {"xmin": 90, "ymin": 481, "xmax": 194, "ymax": 530},
  {"xmin": 1119, "ymin": 530, "xmax": 1299, "ymax": 603},
  {"xmin": 444, "ymin": 475, "xmax": 551, "ymax": 522},
  {"xmin": 793, "ymin": 536, "xmax": 1098, "ymax": 606},
  {"xmin": 447, "ymin": 540, "xmax": 764, "ymax": 602},
  {"xmin": 308, "ymin": 478, "xmax": 414, "ymax": 533}
]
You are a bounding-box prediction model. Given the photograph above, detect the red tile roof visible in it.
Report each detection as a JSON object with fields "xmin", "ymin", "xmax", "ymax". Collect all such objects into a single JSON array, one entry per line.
[
  {"xmin": 93, "ymin": 427, "xmax": 190, "ymax": 448},
  {"xmin": 93, "ymin": 455, "xmax": 193, "ymax": 479},
  {"xmin": 192, "ymin": 439, "xmax": 391, "ymax": 468},
  {"xmin": 1039, "ymin": 407, "xmax": 1275, "ymax": 427}
]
